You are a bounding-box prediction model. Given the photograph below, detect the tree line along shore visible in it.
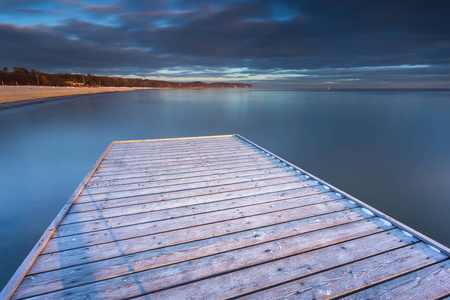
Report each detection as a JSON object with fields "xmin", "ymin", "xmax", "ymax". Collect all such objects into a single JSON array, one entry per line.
[{"xmin": 0, "ymin": 67, "xmax": 253, "ymax": 89}]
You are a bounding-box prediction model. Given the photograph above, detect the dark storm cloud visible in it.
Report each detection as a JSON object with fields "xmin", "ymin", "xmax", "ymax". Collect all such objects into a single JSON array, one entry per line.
[
  {"xmin": 0, "ymin": 23, "xmax": 172, "ymax": 74},
  {"xmin": 117, "ymin": 0, "xmax": 450, "ymax": 70},
  {"xmin": 0, "ymin": 0, "xmax": 38, "ymax": 9},
  {"xmin": 1, "ymin": 0, "xmax": 449, "ymax": 87},
  {"xmin": 83, "ymin": 5, "xmax": 124, "ymax": 16},
  {"xmin": 50, "ymin": 19, "xmax": 134, "ymax": 48}
]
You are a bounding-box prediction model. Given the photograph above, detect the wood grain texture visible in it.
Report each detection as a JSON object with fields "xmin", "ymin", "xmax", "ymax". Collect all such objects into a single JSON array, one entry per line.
[
  {"xmin": 80, "ymin": 169, "xmax": 290, "ymax": 201},
  {"xmin": 91, "ymin": 155, "xmax": 271, "ymax": 177},
  {"xmin": 102, "ymin": 145, "xmax": 255, "ymax": 163},
  {"xmin": 239, "ymin": 243, "xmax": 447, "ymax": 300},
  {"xmin": 65, "ymin": 181, "xmax": 318, "ymax": 221},
  {"xmin": 107, "ymin": 140, "xmax": 243, "ymax": 152},
  {"xmin": 17, "ymin": 218, "xmax": 391, "ymax": 299},
  {"xmin": 109, "ymin": 136, "xmax": 238, "ymax": 150},
  {"xmin": 17, "ymin": 209, "xmax": 368, "ymax": 297},
  {"xmin": 74, "ymin": 175, "xmax": 305, "ymax": 207},
  {"xmin": 109, "ymin": 135, "xmax": 237, "ymax": 147},
  {"xmin": 56, "ymin": 187, "xmax": 335, "ymax": 237},
  {"xmin": 148, "ymin": 230, "xmax": 421, "ymax": 300},
  {"xmin": 31, "ymin": 207, "xmax": 372, "ymax": 275},
  {"xmin": 85, "ymin": 163, "xmax": 277, "ymax": 188},
  {"xmin": 29, "ymin": 208, "xmax": 367, "ymax": 275},
  {"xmin": 105, "ymin": 142, "xmax": 249, "ymax": 156},
  {"xmin": 89, "ymin": 158, "xmax": 274, "ymax": 182},
  {"xmin": 82, "ymin": 166, "xmax": 283, "ymax": 195},
  {"xmin": 343, "ymin": 259, "xmax": 450, "ymax": 300},
  {"xmin": 95, "ymin": 151, "xmax": 263, "ymax": 173},
  {"xmin": 43, "ymin": 197, "xmax": 357, "ymax": 254},
  {"xmin": 98, "ymin": 147, "xmax": 257, "ymax": 166}
]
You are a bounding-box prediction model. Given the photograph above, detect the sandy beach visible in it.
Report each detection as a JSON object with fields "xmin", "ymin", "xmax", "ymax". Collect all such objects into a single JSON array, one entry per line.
[{"xmin": 0, "ymin": 86, "xmax": 147, "ymax": 107}]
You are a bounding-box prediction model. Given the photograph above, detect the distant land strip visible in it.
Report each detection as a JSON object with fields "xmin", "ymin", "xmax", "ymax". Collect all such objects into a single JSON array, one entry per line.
[
  {"xmin": 0, "ymin": 68, "xmax": 253, "ymax": 89},
  {"xmin": 0, "ymin": 68, "xmax": 253, "ymax": 109}
]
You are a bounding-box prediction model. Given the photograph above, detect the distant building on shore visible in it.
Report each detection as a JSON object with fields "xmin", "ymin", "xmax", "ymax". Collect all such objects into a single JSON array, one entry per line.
[{"xmin": 64, "ymin": 81, "xmax": 85, "ymax": 87}]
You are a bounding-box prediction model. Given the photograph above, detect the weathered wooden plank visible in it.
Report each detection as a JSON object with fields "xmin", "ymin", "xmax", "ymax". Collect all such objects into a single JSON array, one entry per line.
[
  {"xmin": 85, "ymin": 165, "xmax": 281, "ymax": 194},
  {"xmin": 75, "ymin": 174, "xmax": 301, "ymax": 204},
  {"xmin": 109, "ymin": 136, "xmax": 238, "ymax": 149},
  {"xmin": 81, "ymin": 166, "xmax": 285, "ymax": 196},
  {"xmin": 51, "ymin": 192, "xmax": 346, "ymax": 247},
  {"xmin": 88, "ymin": 159, "xmax": 274, "ymax": 182},
  {"xmin": 110, "ymin": 134, "xmax": 236, "ymax": 144},
  {"xmin": 18, "ymin": 209, "xmax": 369, "ymax": 297},
  {"xmin": 57, "ymin": 187, "xmax": 333, "ymax": 237},
  {"xmin": 108, "ymin": 136, "xmax": 238, "ymax": 149},
  {"xmin": 109, "ymin": 136, "xmax": 240, "ymax": 148},
  {"xmin": 30, "ymin": 208, "xmax": 369, "ymax": 275},
  {"xmin": 97, "ymin": 149, "xmax": 258, "ymax": 171},
  {"xmin": 44, "ymin": 197, "xmax": 357, "ymax": 254},
  {"xmin": 68, "ymin": 180, "xmax": 321, "ymax": 219},
  {"xmin": 108, "ymin": 141, "xmax": 243, "ymax": 155},
  {"xmin": 87, "ymin": 168, "xmax": 294, "ymax": 203},
  {"xmin": 96, "ymin": 150, "xmax": 261, "ymax": 172},
  {"xmin": 104, "ymin": 148, "xmax": 256, "ymax": 163},
  {"xmin": 103, "ymin": 150, "xmax": 257, "ymax": 165},
  {"xmin": 343, "ymin": 259, "xmax": 450, "ymax": 300},
  {"xmin": 107, "ymin": 143, "xmax": 245, "ymax": 157},
  {"xmin": 103, "ymin": 145, "xmax": 253, "ymax": 161},
  {"xmin": 238, "ymin": 243, "xmax": 448, "ymax": 300},
  {"xmin": 66, "ymin": 180, "xmax": 316, "ymax": 222},
  {"xmin": 31, "ymin": 205, "xmax": 372, "ymax": 274},
  {"xmin": 86, "ymin": 162, "xmax": 276, "ymax": 188},
  {"xmin": 147, "ymin": 230, "xmax": 423, "ymax": 300},
  {"xmin": 101, "ymin": 148, "xmax": 258, "ymax": 166},
  {"xmin": 92, "ymin": 154, "xmax": 270, "ymax": 176},
  {"xmin": 99, "ymin": 150, "xmax": 264, "ymax": 173},
  {"xmin": 20, "ymin": 218, "xmax": 392, "ymax": 299}
]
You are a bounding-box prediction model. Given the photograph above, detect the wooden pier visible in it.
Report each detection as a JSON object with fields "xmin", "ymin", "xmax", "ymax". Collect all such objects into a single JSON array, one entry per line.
[{"xmin": 2, "ymin": 134, "xmax": 450, "ymax": 299}]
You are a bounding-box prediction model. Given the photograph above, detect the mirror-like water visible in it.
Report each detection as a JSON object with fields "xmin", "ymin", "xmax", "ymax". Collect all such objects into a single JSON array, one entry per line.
[{"xmin": 1, "ymin": 89, "xmax": 449, "ymax": 289}]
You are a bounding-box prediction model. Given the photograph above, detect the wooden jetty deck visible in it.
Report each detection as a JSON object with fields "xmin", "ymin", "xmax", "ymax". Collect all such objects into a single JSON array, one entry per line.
[{"xmin": 2, "ymin": 134, "xmax": 450, "ymax": 299}]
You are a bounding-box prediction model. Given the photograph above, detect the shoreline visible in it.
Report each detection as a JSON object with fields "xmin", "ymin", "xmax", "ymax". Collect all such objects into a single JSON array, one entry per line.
[
  {"xmin": 0, "ymin": 85, "xmax": 254, "ymax": 110},
  {"xmin": 0, "ymin": 86, "xmax": 150, "ymax": 110}
]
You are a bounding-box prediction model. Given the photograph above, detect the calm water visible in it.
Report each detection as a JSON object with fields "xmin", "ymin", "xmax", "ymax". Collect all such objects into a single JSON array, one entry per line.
[{"xmin": 1, "ymin": 89, "xmax": 449, "ymax": 289}]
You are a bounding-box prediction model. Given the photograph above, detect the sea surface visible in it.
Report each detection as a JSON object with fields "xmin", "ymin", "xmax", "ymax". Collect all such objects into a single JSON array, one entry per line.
[{"xmin": 1, "ymin": 89, "xmax": 449, "ymax": 289}]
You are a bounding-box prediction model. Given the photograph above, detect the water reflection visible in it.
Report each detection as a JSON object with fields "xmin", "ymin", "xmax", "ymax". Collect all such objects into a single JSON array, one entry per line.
[{"xmin": 0, "ymin": 89, "xmax": 449, "ymax": 289}]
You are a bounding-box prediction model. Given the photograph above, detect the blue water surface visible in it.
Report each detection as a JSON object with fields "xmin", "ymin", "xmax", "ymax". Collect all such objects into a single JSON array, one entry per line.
[{"xmin": 1, "ymin": 89, "xmax": 449, "ymax": 289}]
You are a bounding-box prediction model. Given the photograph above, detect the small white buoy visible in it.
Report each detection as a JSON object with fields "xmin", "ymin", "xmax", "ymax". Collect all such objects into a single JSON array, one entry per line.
[
  {"xmin": 335, "ymin": 193, "xmax": 342, "ymax": 197},
  {"xmin": 362, "ymin": 208, "xmax": 374, "ymax": 216},
  {"xmin": 304, "ymin": 175, "xmax": 310, "ymax": 179},
  {"xmin": 348, "ymin": 200, "xmax": 355, "ymax": 204},
  {"xmin": 323, "ymin": 185, "xmax": 330, "ymax": 190}
]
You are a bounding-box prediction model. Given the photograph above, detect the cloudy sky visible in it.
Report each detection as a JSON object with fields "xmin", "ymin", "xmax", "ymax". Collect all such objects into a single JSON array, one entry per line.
[{"xmin": 1, "ymin": 0, "xmax": 449, "ymax": 88}]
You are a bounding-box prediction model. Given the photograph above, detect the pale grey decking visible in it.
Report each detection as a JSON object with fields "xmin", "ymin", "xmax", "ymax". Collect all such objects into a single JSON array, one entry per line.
[{"xmin": 2, "ymin": 135, "xmax": 449, "ymax": 299}]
